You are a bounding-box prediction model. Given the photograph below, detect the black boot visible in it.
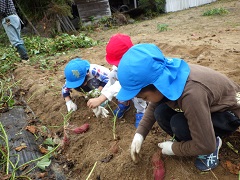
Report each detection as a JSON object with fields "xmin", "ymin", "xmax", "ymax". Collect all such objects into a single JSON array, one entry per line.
[{"xmin": 16, "ymin": 44, "xmax": 29, "ymax": 60}]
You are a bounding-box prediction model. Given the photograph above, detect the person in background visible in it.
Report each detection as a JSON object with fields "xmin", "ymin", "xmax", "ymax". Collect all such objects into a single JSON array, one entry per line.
[
  {"xmin": 62, "ymin": 57, "xmax": 110, "ymax": 118},
  {"xmin": 116, "ymin": 43, "xmax": 240, "ymax": 171},
  {"xmin": 0, "ymin": 0, "xmax": 29, "ymax": 61},
  {"xmin": 87, "ymin": 33, "xmax": 147, "ymax": 128}
]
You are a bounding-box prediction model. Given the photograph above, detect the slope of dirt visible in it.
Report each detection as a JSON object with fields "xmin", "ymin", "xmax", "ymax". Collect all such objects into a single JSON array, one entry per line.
[{"xmin": 13, "ymin": 0, "xmax": 240, "ymax": 179}]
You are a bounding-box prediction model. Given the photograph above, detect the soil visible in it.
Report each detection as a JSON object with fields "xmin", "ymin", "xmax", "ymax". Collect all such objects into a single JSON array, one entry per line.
[{"xmin": 11, "ymin": 0, "xmax": 240, "ymax": 179}]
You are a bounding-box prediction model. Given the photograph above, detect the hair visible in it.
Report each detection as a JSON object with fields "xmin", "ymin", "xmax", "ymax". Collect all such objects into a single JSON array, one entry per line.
[
  {"xmin": 81, "ymin": 75, "xmax": 88, "ymax": 87},
  {"xmin": 139, "ymin": 84, "xmax": 157, "ymax": 93}
]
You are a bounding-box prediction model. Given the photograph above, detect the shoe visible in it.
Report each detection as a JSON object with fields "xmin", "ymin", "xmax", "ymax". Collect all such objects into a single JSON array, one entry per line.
[
  {"xmin": 21, "ymin": 58, "xmax": 29, "ymax": 63},
  {"xmin": 135, "ymin": 113, "xmax": 144, "ymax": 128},
  {"xmin": 113, "ymin": 102, "xmax": 130, "ymax": 118},
  {"xmin": 194, "ymin": 136, "xmax": 222, "ymax": 171},
  {"xmin": 16, "ymin": 44, "xmax": 29, "ymax": 60}
]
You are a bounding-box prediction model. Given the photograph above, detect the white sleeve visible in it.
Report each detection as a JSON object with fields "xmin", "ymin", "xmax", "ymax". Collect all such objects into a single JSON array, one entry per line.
[{"xmin": 101, "ymin": 67, "xmax": 121, "ymax": 101}]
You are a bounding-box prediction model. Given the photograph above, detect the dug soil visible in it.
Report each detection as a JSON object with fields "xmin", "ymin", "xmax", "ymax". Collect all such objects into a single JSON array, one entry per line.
[{"xmin": 12, "ymin": 0, "xmax": 240, "ymax": 179}]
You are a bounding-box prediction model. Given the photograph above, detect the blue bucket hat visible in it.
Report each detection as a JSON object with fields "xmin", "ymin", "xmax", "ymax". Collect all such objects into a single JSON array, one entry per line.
[
  {"xmin": 116, "ymin": 44, "xmax": 190, "ymax": 101},
  {"xmin": 64, "ymin": 58, "xmax": 90, "ymax": 88}
]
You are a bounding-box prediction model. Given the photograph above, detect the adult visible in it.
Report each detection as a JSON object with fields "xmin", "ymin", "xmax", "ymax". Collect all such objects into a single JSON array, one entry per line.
[{"xmin": 0, "ymin": 0, "xmax": 29, "ymax": 61}]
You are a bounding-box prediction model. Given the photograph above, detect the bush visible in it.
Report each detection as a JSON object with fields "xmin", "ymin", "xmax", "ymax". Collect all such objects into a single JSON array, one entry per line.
[{"xmin": 139, "ymin": 0, "xmax": 166, "ymax": 13}]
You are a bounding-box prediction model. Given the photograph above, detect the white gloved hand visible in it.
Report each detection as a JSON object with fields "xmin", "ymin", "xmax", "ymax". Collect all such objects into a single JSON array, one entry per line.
[
  {"xmin": 130, "ymin": 133, "xmax": 144, "ymax": 162},
  {"xmin": 66, "ymin": 100, "xmax": 77, "ymax": 112},
  {"xmin": 85, "ymin": 89, "xmax": 101, "ymax": 99},
  {"xmin": 92, "ymin": 106, "xmax": 109, "ymax": 118},
  {"xmin": 158, "ymin": 141, "xmax": 175, "ymax": 155},
  {"xmin": 100, "ymin": 100, "xmax": 108, "ymax": 107}
]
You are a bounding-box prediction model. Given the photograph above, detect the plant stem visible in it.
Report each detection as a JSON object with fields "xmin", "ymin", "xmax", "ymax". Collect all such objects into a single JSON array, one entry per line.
[
  {"xmin": 107, "ymin": 103, "xmax": 117, "ymax": 140},
  {"xmin": 86, "ymin": 161, "xmax": 97, "ymax": 180},
  {"xmin": 15, "ymin": 144, "xmax": 60, "ymax": 171},
  {"xmin": 0, "ymin": 122, "xmax": 10, "ymax": 174}
]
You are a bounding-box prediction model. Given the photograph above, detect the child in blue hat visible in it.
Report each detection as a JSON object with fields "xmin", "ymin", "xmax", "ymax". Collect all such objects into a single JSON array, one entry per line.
[
  {"xmin": 87, "ymin": 34, "xmax": 147, "ymax": 127},
  {"xmin": 62, "ymin": 57, "xmax": 110, "ymax": 117},
  {"xmin": 117, "ymin": 43, "xmax": 240, "ymax": 171}
]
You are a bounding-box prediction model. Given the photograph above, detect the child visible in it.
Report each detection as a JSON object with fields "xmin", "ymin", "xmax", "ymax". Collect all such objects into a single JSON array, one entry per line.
[
  {"xmin": 87, "ymin": 34, "xmax": 147, "ymax": 127},
  {"xmin": 116, "ymin": 43, "xmax": 240, "ymax": 171},
  {"xmin": 62, "ymin": 57, "xmax": 110, "ymax": 117}
]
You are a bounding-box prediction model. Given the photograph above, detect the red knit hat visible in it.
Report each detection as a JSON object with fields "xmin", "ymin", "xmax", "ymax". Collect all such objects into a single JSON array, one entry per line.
[{"xmin": 106, "ymin": 33, "xmax": 134, "ymax": 66}]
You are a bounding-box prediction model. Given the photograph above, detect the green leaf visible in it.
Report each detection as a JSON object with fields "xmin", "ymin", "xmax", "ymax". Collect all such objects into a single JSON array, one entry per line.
[
  {"xmin": 36, "ymin": 157, "xmax": 51, "ymax": 170},
  {"xmin": 34, "ymin": 50, "xmax": 40, "ymax": 55},
  {"xmin": 47, "ymin": 146, "xmax": 54, "ymax": 151},
  {"xmin": 8, "ymin": 99, "xmax": 15, "ymax": 108},
  {"xmin": 41, "ymin": 126, "xmax": 48, "ymax": 133},
  {"xmin": 43, "ymin": 138, "xmax": 55, "ymax": 146},
  {"xmin": 1, "ymin": 53, "xmax": 6, "ymax": 60}
]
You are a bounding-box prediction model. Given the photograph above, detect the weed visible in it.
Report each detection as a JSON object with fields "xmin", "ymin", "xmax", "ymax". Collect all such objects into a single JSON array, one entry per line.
[
  {"xmin": 157, "ymin": 23, "xmax": 171, "ymax": 32},
  {"xmin": 0, "ymin": 33, "xmax": 98, "ymax": 74},
  {"xmin": 0, "ymin": 78, "xmax": 22, "ymax": 113},
  {"xmin": 202, "ymin": 7, "xmax": 229, "ymax": 16},
  {"xmin": 0, "ymin": 121, "xmax": 60, "ymax": 179}
]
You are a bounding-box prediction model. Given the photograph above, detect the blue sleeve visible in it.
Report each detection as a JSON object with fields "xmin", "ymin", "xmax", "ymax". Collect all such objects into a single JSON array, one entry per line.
[{"xmin": 62, "ymin": 83, "xmax": 71, "ymax": 98}]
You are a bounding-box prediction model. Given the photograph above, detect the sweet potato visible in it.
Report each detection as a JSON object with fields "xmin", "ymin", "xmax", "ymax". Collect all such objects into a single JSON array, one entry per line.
[
  {"xmin": 62, "ymin": 134, "xmax": 69, "ymax": 146},
  {"xmin": 152, "ymin": 150, "xmax": 165, "ymax": 180},
  {"xmin": 72, "ymin": 123, "xmax": 89, "ymax": 134}
]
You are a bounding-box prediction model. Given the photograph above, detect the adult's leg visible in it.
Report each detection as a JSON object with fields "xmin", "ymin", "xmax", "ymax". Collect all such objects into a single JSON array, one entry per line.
[
  {"xmin": 2, "ymin": 15, "xmax": 28, "ymax": 60},
  {"xmin": 2, "ymin": 15, "xmax": 23, "ymax": 46}
]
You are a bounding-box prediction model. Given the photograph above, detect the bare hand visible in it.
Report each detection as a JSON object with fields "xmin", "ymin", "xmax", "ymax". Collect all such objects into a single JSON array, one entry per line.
[{"xmin": 87, "ymin": 98, "xmax": 102, "ymax": 108}]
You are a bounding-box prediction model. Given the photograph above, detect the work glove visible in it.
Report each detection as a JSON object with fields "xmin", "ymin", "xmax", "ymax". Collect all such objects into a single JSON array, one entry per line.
[
  {"xmin": 100, "ymin": 100, "xmax": 109, "ymax": 107},
  {"xmin": 85, "ymin": 89, "xmax": 101, "ymax": 99},
  {"xmin": 130, "ymin": 133, "xmax": 144, "ymax": 163},
  {"xmin": 66, "ymin": 100, "xmax": 77, "ymax": 112},
  {"xmin": 158, "ymin": 141, "xmax": 175, "ymax": 155},
  {"xmin": 92, "ymin": 106, "xmax": 109, "ymax": 118}
]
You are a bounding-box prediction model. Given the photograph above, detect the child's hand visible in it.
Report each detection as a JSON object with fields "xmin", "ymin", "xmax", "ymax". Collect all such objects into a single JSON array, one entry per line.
[
  {"xmin": 158, "ymin": 141, "xmax": 175, "ymax": 155},
  {"xmin": 66, "ymin": 100, "xmax": 77, "ymax": 112},
  {"xmin": 87, "ymin": 98, "xmax": 102, "ymax": 108},
  {"xmin": 131, "ymin": 133, "xmax": 144, "ymax": 163},
  {"xmin": 92, "ymin": 106, "xmax": 109, "ymax": 118},
  {"xmin": 87, "ymin": 95, "xmax": 108, "ymax": 108}
]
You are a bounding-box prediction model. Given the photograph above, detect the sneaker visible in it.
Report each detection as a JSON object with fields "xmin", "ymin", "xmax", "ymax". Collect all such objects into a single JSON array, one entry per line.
[
  {"xmin": 113, "ymin": 102, "xmax": 130, "ymax": 118},
  {"xmin": 135, "ymin": 113, "xmax": 144, "ymax": 128},
  {"xmin": 194, "ymin": 136, "xmax": 222, "ymax": 171}
]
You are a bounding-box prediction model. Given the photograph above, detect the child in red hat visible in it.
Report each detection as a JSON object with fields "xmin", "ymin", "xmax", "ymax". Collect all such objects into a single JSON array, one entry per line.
[{"xmin": 87, "ymin": 33, "xmax": 147, "ymax": 127}]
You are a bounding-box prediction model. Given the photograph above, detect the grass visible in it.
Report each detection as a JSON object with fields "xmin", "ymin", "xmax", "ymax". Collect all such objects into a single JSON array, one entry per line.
[{"xmin": 202, "ymin": 7, "xmax": 229, "ymax": 16}]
